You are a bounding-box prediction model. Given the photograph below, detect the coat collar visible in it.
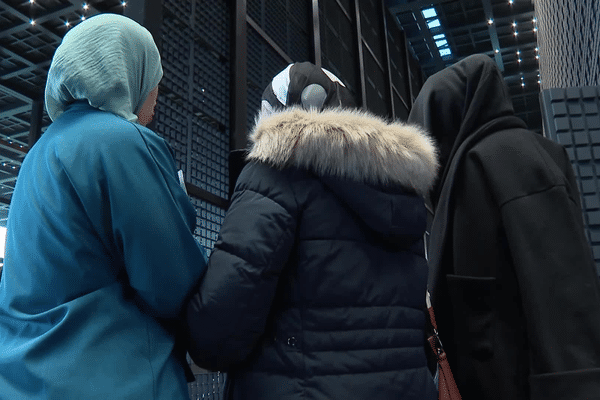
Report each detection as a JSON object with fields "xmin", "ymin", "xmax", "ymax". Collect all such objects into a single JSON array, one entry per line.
[{"xmin": 246, "ymin": 107, "xmax": 439, "ymax": 197}]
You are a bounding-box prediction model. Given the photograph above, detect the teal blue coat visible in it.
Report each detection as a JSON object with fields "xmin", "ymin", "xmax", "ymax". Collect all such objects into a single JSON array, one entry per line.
[{"xmin": 0, "ymin": 102, "xmax": 207, "ymax": 399}]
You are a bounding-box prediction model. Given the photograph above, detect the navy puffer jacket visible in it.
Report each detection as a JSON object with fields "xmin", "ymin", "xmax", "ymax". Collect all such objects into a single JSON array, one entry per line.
[{"xmin": 186, "ymin": 106, "xmax": 439, "ymax": 400}]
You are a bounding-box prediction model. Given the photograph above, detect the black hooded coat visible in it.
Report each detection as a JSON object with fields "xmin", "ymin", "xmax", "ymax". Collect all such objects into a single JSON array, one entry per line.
[
  {"xmin": 408, "ymin": 54, "xmax": 600, "ymax": 400},
  {"xmin": 186, "ymin": 63, "xmax": 440, "ymax": 399}
]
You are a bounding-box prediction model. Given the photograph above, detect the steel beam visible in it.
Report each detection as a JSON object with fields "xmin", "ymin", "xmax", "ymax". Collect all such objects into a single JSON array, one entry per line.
[
  {"xmin": 355, "ymin": 0, "xmax": 367, "ymax": 109},
  {"xmin": 0, "ymin": 104, "xmax": 30, "ymax": 119},
  {"xmin": 312, "ymin": 0, "xmax": 322, "ymax": 67},
  {"xmin": 0, "ymin": 82, "xmax": 32, "ymax": 103},
  {"xmin": 0, "ymin": 60, "xmax": 52, "ymax": 80},
  {"xmin": 482, "ymin": 0, "xmax": 503, "ymax": 71}
]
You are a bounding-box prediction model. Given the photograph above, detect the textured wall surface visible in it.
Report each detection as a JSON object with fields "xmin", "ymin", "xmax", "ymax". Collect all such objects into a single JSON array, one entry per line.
[
  {"xmin": 541, "ymin": 87, "xmax": 600, "ymax": 276},
  {"xmin": 535, "ymin": 0, "xmax": 600, "ymax": 89}
]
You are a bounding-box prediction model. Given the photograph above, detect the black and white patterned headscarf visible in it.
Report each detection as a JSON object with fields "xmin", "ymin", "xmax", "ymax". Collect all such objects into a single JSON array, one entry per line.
[{"xmin": 261, "ymin": 62, "xmax": 356, "ymax": 115}]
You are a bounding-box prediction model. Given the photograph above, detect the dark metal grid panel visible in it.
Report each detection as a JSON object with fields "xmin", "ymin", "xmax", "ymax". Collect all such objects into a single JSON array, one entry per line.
[
  {"xmin": 541, "ymin": 86, "xmax": 600, "ymax": 276},
  {"xmin": 159, "ymin": 0, "xmax": 231, "ymax": 204},
  {"xmin": 248, "ymin": 0, "xmax": 310, "ymax": 65},
  {"xmin": 247, "ymin": 0, "xmax": 261, "ymax": 25},
  {"xmin": 154, "ymin": 95, "xmax": 189, "ymax": 173},
  {"xmin": 163, "ymin": 0, "xmax": 192, "ymax": 22},
  {"xmin": 247, "ymin": 25, "xmax": 289, "ymax": 131},
  {"xmin": 161, "ymin": 16, "xmax": 191, "ymax": 96},
  {"xmin": 190, "ymin": 196, "xmax": 226, "ymax": 256},
  {"xmin": 247, "ymin": 82, "xmax": 262, "ymax": 134},
  {"xmin": 188, "ymin": 371, "xmax": 226, "ymax": 400},
  {"xmin": 319, "ymin": 0, "xmax": 359, "ymax": 96},
  {"xmin": 363, "ymin": 46, "xmax": 388, "ymax": 117},
  {"xmin": 386, "ymin": 11, "xmax": 409, "ymax": 112},
  {"xmin": 287, "ymin": 0, "xmax": 311, "ymax": 64},
  {"xmin": 192, "ymin": 39, "xmax": 230, "ymax": 128},
  {"xmin": 393, "ymin": 89, "xmax": 408, "ymax": 121},
  {"xmin": 263, "ymin": 0, "xmax": 287, "ymax": 55},
  {"xmin": 407, "ymin": 51, "xmax": 422, "ymax": 103},
  {"xmin": 193, "ymin": 0, "xmax": 230, "ymax": 58},
  {"xmin": 359, "ymin": 0, "xmax": 383, "ymax": 62},
  {"xmin": 190, "ymin": 117, "xmax": 229, "ymax": 199}
]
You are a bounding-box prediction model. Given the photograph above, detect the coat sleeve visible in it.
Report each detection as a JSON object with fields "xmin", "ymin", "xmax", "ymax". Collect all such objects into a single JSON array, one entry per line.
[
  {"xmin": 185, "ymin": 163, "xmax": 298, "ymax": 371},
  {"xmin": 101, "ymin": 125, "xmax": 208, "ymax": 319},
  {"xmin": 499, "ymin": 158, "xmax": 600, "ymax": 398}
]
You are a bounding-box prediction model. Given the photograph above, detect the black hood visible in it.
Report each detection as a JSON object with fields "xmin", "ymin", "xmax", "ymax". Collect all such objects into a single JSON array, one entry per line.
[
  {"xmin": 408, "ymin": 54, "xmax": 526, "ymax": 205},
  {"xmin": 320, "ymin": 175, "xmax": 427, "ymax": 248}
]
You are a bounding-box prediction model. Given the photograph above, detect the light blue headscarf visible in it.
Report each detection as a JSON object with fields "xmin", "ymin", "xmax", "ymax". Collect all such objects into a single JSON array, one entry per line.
[{"xmin": 45, "ymin": 13, "xmax": 163, "ymax": 123}]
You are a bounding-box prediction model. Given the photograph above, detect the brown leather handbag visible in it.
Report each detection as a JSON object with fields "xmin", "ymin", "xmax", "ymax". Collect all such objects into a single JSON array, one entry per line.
[{"xmin": 427, "ymin": 293, "xmax": 462, "ymax": 400}]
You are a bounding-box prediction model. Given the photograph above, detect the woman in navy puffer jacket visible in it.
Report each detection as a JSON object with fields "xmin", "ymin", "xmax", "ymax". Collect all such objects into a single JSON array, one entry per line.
[{"xmin": 186, "ymin": 62, "xmax": 439, "ymax": 400}]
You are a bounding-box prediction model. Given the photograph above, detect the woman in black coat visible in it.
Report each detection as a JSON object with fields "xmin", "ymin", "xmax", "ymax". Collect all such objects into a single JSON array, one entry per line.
[
  {"xmin": 186, "ymin": 62, "xmax": 439, "ymax": 399},
  {"xmin": 408, "ymin": 54, "xmax": 600, "ymax": 400}
]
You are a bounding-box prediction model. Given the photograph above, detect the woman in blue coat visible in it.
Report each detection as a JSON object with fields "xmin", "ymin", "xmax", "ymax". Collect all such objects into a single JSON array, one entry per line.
[
  {"xmin": 186, "ymin": 62, "xmax": 439, "ymax": 399},
  {"xmin": 0, "ymin": 14, "xmax": 207, "ymax": 399}
]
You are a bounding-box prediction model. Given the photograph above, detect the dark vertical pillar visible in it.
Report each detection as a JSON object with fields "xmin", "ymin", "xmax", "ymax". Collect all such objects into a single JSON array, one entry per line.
[
  {"xmin": 312, "ymin": 0, "xmax": 322, "ymax": 67},
  {"xmin": 229, "ymin": 0, "xmax": 248, "ymax": 199},
  {"xmin": 380, "ymin": 0, "xmax": 395, "ymax": 119},
  {"xmin": 354, "ymin": 0, "xmax": 367, "ymax": 108},
  {"xmin": 28, "ymin": 98, "xmax": 43, "ymax": 148}
]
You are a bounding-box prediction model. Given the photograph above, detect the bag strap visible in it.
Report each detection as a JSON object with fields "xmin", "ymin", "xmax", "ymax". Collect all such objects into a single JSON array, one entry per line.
[{"xmin": 427, "ymin": 292, "xmax": 462, "ymax": 400}]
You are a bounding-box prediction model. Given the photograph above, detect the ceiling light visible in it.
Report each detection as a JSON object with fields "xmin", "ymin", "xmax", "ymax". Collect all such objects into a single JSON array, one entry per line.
[
  {"xmin": 518, "ymin": 59, "xmax": 522, "ymax": 63},
  {"xmin": 521, "ymin": 83, "xmax": 525, "ymax": 87},
  {"xmin": 535, "ymin": 47, "xmax": 539, "ymax": 52},
  {"xmin": 65, "ymin": 20, "xmax": 70, "ymax": 27},
  {"xmin": 122, "ymin": 1, "xmax": 127, "ymax": 6},
  {"xmin": 535, "ymin": 55, "xmax": 539, "ymax": 60},
  {"xmin": 30, "ymin": 19, "xmax": 35, "ymax": 26},
  {"xmin": 512, "ymin": 22, "xmax": 517, "ymax": 28},
  {"xmin": 514, "ymin": 31, "xmax": 518, "ymax": 36},
  {"xmin": 533, "ymin": 18, "xmax": 537, "ymax": 23},
  {"xmin": 495, "ymin": 49, "xmax": 500, "ymax": 53},
  {"xmin": 488, "ymin": 19, "xmax": 494, "ymax": 25},
  {"xmin": 533, "ymin": 27, "xmax": 538, "ymax": 32},
  {"xmin": 516, "ymin": 50, "xmax": 520, "ymax": 55},
  {"xmin": 436, "ymin": 39, "xmax": 448, "ymax": 48},
  {"xmin": 83, "ymin": 3, "xmax": 89, "ymax": 10},
  {"xmin": 29, "ymin": 0, "xmax": 35, "ymax": 3},
  {"xmin": 509, "ymin": 0, "xmax": 514, "ymax": 4},
  {"xmin": 433, "ymin": 34, "xmax": 445, "ymax": 40},
  {"xmin": 422, "ymin": 8, "xmax": 437, "ymax": 19},
  {"xmin": 81, "ymin": 15, "xmax": 86, "ymax": 20},
  {"xmin": 427, "ymin": 19, "xmax": 441, "ymax": 29},
  {"xmin": 439, "ymin": 48, "xmax": 452, "ymax": 57}
]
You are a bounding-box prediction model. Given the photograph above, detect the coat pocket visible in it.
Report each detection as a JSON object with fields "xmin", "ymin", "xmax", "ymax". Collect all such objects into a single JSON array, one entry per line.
[{"xmin": 446, "ymin": 275, "xmax": 496, "ymax": 362}]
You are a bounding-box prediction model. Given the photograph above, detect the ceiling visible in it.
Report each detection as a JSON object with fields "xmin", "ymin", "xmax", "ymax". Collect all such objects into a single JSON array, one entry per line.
[
  {"xmin": 0, "ymin": 0, "xmax": 540, "ymax": 226},
  {"xmin": 387, "ymin": 0, "xmax": 541, "ymax": 133},
  {"xmin": 0, "ymin": 0, "xmax": 126, "ymax": 225}
]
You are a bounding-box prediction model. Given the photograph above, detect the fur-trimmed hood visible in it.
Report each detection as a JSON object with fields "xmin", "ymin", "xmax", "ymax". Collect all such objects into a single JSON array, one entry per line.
[{"xmin": 247, "ymin": 107, "xmax": 439, "ymax": 197}]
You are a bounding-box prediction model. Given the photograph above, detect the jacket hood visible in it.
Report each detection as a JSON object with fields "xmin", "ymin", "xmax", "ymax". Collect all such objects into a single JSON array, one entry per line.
[
  {"xmin": 407, "ymin": 54, "xmax": 526, "ymax": 204},
  {"xmin": 246, "ymin": 107, "xmax": 438, "ymax": 243},
  {"xmin": 247, "ymin": 107, "xmax": 439, "ymax": 197}
]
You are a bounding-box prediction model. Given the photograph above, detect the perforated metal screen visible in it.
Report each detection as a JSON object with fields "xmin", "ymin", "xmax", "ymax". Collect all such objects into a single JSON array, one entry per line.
[
  {"xmin": 157, "ymin": 0, "xmax": 230, "ymax": 256},
  {"xmin": 155, "ymin": 1, "xmax": 230, "ymax": 397},
  {"xmin": 535, "ymin": 0, "xmax": 600, "ymax": 90}
]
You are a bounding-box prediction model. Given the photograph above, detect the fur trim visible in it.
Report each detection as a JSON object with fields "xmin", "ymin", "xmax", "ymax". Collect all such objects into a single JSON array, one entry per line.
[{"xmin": 247, "ymin": 107, "xmax": 439, "ymax": 196}]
